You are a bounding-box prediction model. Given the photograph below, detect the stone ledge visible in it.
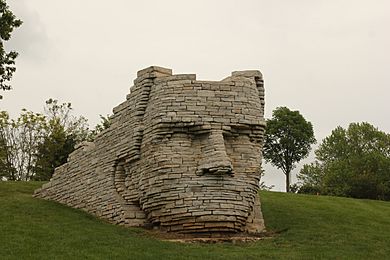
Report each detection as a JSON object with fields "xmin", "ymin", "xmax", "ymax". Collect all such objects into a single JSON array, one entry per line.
[
  {"xmin": 137, "ymin": 66, "xmax": 172, "ymax": 77},
  {"xmin": 231, "ymin": 70, "xmax": 263, "ymax": 79}
]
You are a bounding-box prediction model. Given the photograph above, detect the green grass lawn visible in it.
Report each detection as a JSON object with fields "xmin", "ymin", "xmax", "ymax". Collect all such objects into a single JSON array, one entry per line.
[{"xmin": 1, "ymin": 182, "xmax": 390, "ymax": 259}]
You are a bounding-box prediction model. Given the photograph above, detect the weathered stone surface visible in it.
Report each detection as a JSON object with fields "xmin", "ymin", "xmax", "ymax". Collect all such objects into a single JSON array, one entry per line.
[{"xmin": 34, "ymin": 66, "xmax": 267, "ymax": 236}]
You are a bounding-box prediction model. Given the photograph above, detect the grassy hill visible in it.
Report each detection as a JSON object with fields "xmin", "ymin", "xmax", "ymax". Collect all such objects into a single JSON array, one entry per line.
[{"xmin": 1, "ymin": 182, "xmax": 389, "ymax": 259}]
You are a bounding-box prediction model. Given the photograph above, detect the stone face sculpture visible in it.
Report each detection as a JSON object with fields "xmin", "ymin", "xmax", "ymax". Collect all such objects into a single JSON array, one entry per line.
[{"xmin": 34, "ymin": 66, "xmax": 266, "ymax": 236}]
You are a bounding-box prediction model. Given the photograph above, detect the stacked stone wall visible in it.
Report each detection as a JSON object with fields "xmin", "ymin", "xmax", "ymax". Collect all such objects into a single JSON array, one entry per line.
[{"xmin": 34, "ymin": 66, "xmax": 266, "ymax": 236}]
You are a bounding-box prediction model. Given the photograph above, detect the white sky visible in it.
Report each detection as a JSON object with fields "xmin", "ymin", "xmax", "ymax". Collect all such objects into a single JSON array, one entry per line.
[{"xmin": 2, "ymin": 0, "xmax": 390, "ymax": 191}]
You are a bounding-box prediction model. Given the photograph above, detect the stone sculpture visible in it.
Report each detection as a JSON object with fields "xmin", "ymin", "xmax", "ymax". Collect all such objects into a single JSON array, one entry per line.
[{"xmin": 34, "ymin": 66, "xmax": 266, "ymax": 236}]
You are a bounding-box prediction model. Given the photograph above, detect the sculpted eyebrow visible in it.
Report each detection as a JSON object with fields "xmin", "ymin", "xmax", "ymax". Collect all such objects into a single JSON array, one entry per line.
[{"xmin": 155, "ymin": 122, "xmax": 209, "ymax": 134}]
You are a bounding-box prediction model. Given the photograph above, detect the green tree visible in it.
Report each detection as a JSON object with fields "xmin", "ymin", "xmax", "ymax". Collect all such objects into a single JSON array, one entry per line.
[
  {"xmin": 296, "ymin": 162, "xmax": 323, "ymax": 194},
  {"xmin": 33, "ymin": 99, "xmax": 89, "ymax": 181},
  {"xmin": 0, "ymin": 0, "xmax": 22, "ymax": 99},
  {"xmin": 263, "ymin": 107, "xmax": 316, "ymax": 192},
  {"xmin": 33, "ymin": 119, "xmax": 77, "ymax": 181},
  {"xmin": 0, "ymin": 110, "xmax": 46, "ymax": 180},
  {"xmin": 298, "ymin": 122, "xmax": 390, "ymax": 200},
  {"xmin": 0, "ymin": 129, "xmax": 14, "ymax": 179},
  {"xmin": 1, "ymin": 99, "xmax": 91, "ymax": 181}
]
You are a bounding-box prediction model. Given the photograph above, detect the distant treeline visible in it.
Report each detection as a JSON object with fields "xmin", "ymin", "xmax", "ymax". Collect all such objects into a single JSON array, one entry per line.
[
  {"xmin": 263, "ymin": 107, "xmax": 390, "ymax": 201},
  {"xmin": 0, "ymin": 99, "xmax": 110, "ymax": 181}
]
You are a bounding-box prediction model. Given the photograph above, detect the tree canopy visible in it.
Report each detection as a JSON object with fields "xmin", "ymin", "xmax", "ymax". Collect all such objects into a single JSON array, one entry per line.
[
  {"xmin": 263, "ymin": 107, "xmax": 316, "ymax": 192},
  {"xmin": 0, "ymin": 99, "xmax": 90, "ymax": 181},
  {"xmin": 0, "ymin": 110, "xmax": 46, "ymax": 180},
  {"xmin": 298, "ymin": 122, "xmax": 390, "ymax": 200},
  {"xmin": 0, "ymin": 0, "xmax": 22, "ymax": 99},
  {"xmin": 32, "ymin": 99, "xmax": 90, "ymax": 181},
  {"xmin": 0, "ymin": 98, "xmax": 112, "ymax": 181}
]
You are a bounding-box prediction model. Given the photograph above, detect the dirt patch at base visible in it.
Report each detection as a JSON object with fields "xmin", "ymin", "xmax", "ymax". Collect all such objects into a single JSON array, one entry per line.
[{"xmin": 142, "ymin": 229, "xmax": 279, "ymax": 244}]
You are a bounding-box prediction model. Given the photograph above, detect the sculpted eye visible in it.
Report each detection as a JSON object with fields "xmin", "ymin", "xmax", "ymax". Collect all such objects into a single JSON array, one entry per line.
[
  {"xmin": 249, "ymin": 135, "xmax": 263, "ymax": 144},
  {"xmin": 228, "ymin": 125, "xmax": 264, "ymax": 144},
  {"xmin": 186, "ymin": 129, "xmax": 204, "ymax": 136},
  {"xmin": 151, "ymin": 132, "xmax": 172, "ymax": 144}
]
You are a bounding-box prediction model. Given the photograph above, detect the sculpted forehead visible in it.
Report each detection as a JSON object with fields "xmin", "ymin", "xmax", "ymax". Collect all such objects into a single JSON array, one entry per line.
[{"xmin": 145, "ymin": 78, "xmax": 264, "ymax": 127}]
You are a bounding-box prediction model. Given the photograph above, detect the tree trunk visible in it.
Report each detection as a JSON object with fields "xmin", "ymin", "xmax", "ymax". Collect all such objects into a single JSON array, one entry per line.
[{"xmin": 285, "ymin": 170, "xmax": 290, "ymax": 193}]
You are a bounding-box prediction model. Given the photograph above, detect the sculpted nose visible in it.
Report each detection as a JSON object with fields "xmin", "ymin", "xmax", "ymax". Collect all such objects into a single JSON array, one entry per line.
[{"xmin": 197, "ymin": 130, "xmax": 233, "ymax": 175}]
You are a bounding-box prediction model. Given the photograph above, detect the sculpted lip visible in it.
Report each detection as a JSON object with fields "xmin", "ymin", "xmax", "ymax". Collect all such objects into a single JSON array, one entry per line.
[{"xmin": 34, "ymin": 66, "xmax": 266, "ymax": 236}]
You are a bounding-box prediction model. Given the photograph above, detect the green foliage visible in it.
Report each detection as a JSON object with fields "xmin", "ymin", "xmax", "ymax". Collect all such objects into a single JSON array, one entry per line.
[
  {"xmin": 43, "ymin": 98, "xmax": 90, "ymax": 143},
  {"xmin": 0, "ymin": 129, "xmax": 14, "ymax": 179},
  {"xmin": 0, "ymin": 0, "xmax": 22, "ymax": 98},
  {"xmin": 1, "ymin": 98, "xmax": 112, "ymax": 181},
  {"xmin": 2, "ymin": 182, "xmax": 390, "ymax": 259},
  {"xmin": 1, "ymin": 99, "xmax": 91, "ymax": 181},
  {"xmin": 263, "ymin": 107, "xmax": 316, "ymax": 192},
  {"xmin": 32, "ymin": 122, "xmax": 77, "ymax": 181},
  {"xmin": 33, "ymin": 99, "xmax": 90, "ymax": 181},
  {"xmin": 0, "ymin": 110, "xmax": 46, "ymax": 180},
  {"xmin": 296, "ymin": 161, "xmax": 324, "ymax": 194},
  {"xmin": 298, "ymin": 122, "xmax": 390, "ymax": 200}
]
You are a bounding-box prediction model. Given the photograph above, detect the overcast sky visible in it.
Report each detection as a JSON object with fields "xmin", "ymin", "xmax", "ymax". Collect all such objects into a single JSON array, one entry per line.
[{"xmin": 2, "ymin": 0, "xmax": 389, "ymax": 190}]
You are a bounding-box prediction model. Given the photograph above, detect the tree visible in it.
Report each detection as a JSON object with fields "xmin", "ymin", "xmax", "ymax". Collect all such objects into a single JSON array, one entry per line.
[
  {"xmin": 296, "ymin": 162, "xmax": 323, "ymax": 195},
  {"xmin": 0, "ymin": 110, "xmax": 46, "ymax": 180},
  {"xmin": 263, "ymin": 107, "xmax": 316, "ymax": 192},
  {"xmin": 298, "ymin": 122, "xmax": 390, "ymax": 200},
  {"xmin": 32, "ymin": 119, "xmax": 77, "ymax": 181},
  {"xmin": 1, "ymin": 99, "xmax": 91, "ymax": 181},
  {"xmin": 0, "ymin": 0, "xmax": 22, "ymax": 99},
  {"xmin": 43, "ymin": 98, "xmax": 90, "ymax": 143},
  {"xmin": 33, "ymin": 108, "xmax": 112, "ymax": 180},
  {"xmin": 0, "ymin": 128, "xmax": 14, "ymax": 179},
  {"xmin": 33, "ymin": 99, "xmax": 90, "ymax": 181}
]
